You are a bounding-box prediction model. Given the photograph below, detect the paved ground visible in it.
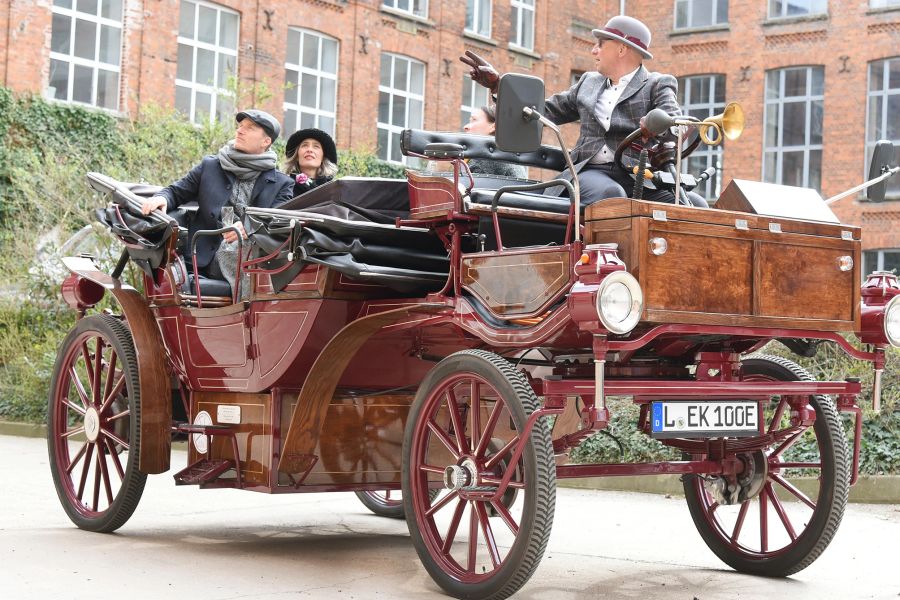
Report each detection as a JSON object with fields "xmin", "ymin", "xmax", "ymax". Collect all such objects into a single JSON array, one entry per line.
[{"xmin": 2, "ymin": 434, "xmax": 898, "ymax": 600}]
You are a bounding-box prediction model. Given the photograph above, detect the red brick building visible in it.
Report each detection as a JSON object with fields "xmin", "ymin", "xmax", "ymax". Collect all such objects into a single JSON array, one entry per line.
[{"xmin": 1, "ymin": 0, "xmax": 898, "ymax": 271}]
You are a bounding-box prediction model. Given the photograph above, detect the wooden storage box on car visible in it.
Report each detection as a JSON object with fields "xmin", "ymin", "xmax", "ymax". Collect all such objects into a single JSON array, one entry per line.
[{"xmin": 584, "ymin": 198, "xmax": 861, "ymax": 331}]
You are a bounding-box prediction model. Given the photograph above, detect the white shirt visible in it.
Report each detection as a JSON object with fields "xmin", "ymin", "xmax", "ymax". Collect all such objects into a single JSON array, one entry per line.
[{"xmin": 591, "ymin": 66, "xmax": 640, "ymax": 164}]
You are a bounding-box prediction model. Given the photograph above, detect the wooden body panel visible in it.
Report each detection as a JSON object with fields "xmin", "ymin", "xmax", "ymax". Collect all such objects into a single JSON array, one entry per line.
[
  {"xmin": 586, "ymin": 197, "xmax": 861, "ymax": 239},
  {"xmin": 278, "ymin": 303, "xmax": 450, "ymax": 475},
  {"xmin": 189, "ymin": 392, "xmax": 273, "ymax": 486},
  {"xmin": 407, "ymin": 170, "xmax": 461, "ymax": 219},
  {"xmin": 279, "ymin": 393, "xmax": 412, "ymax": 487},
  {"xmin": 461, "ymin": 247, "xmax": 572, "ymax": 318},
  {"xmin": 585, "ymin": 199, "xmax": 861, "ymax": 331}
]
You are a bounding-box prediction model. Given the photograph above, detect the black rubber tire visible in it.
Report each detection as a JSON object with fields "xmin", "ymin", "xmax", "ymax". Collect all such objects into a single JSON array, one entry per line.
[
  {"xmin": 683, "ymin": 354, "xmax": 849, "ymax": 576},
  {"xmin": 355, "ymin": 489, "xmax": 439, "ymax": 519},
  {"xmin": 402, "ymin": 349, "xmax": 555, "ymax": 600},
  {"xmin": 47, "ymin": 315, "xmax": 146, "ymax": 533},
  {"xmin": 355, "ymin": 490, "xmax": 407, "ymax": 519}
]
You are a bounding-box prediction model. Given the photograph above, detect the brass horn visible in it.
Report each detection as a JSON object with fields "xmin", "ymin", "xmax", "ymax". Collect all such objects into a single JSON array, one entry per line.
[{"xmin": 697, "ymin": 102, "xmax": 744, "ymax": 146}]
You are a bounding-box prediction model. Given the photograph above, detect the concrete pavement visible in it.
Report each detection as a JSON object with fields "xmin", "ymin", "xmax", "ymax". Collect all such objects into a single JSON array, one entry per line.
[{"xmin": 2, "ymin": 434, "xmax": 898, "ymax": 599}]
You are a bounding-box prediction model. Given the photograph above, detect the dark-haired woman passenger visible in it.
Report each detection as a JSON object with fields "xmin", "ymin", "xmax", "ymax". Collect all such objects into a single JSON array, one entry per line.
[{"xmin": 284, "ymin": 128, "xmax": 338, "ymax": 197}]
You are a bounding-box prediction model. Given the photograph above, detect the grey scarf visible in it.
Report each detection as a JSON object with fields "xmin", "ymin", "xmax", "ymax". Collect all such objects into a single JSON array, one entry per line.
[{"xmin": 217, "ymin": 140, "xmax": 277, "ymax": 180}]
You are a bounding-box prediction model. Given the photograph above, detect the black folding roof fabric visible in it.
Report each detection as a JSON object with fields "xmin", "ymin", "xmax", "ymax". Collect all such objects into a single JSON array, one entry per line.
[{"xmin": 247, "ymin": 178, "xmax": 450, "ymax": 294}]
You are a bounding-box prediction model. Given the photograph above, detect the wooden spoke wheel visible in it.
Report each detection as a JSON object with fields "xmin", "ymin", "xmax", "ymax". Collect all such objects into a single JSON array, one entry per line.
[
  {"xmin": 402, "ymin": 350, "xmax": 555, "ymax": 600},
  {"xmin": 48, "ymin": 315, "xmax": 146, "ymax": 533},
  {"xmin": 683, "ymin": 355, "xmax": 849, "ymax": 576}
]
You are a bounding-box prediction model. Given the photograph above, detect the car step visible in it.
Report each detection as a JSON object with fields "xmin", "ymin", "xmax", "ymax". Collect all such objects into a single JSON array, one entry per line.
[
  {"xmin": 173, "ymin": 459, "xmax": 234, "ymax": 485},
  {"xmin": 172, "ymin": 422, "xmax": 243, "ymax": 487}
]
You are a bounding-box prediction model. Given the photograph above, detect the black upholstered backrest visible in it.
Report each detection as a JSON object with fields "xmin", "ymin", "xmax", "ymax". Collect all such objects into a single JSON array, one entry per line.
[{"xmin": 400, "ymin": 129, "xmax": 567, "ymax": 172}]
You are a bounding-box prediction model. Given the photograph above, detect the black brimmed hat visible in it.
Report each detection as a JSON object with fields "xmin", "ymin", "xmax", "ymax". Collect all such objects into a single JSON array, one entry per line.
[
  {"xmin": 285, "ymin": 128, "xmax": 338, "ymax": 165},
  {"xmin": 235, "ymin": 109, "xmax": 281, "ymax": 142}
]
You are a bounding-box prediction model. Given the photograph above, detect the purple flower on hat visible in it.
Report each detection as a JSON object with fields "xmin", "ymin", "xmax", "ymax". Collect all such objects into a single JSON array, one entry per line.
[{"xmin": 295, "ymin": 173, "xmax": 309, "ymax": 185}]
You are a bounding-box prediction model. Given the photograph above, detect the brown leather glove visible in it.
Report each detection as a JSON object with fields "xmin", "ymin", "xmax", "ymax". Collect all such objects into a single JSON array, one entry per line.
[{"xmin": 459, "ymin": 50, "xmax": 500, "ymax": 94}]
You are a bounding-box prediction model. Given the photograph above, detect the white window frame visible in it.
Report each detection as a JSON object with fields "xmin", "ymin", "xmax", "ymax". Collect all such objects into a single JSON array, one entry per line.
[
  {"xmin": 678, "ymin": 74, "xmax": 726, "ymax": 202},
  {"xmin": 865, "ymin": 57, "xmax": 900, "ymax": 199},
  {"xmin": 465, "ymin": 0, "xmax": 492, "ymax": 38},
  {"xmin": 283, "ymin": 28, "xmax": 339, "ymax": 137},
  {"xmin": 175, "ymin": 0, "xmax": 239, "ymax": 125},
  {"xmin": 762, "ymin": 66, "xmax": 825, "ymax": 191},
  {"xmin": 460, "ymin": 77, "xmax": 491, "ymax": 129},
  {"xmin": 377, "ymin": 53, "xmax": 425, "ymax": 166},
  {"xmin": 382, "ymin": 0, "xmax": 428, "ymax": 19},
  {"xmin": 674, "ymin": 0, "xmax": 729, "ymax": 30},
  {"xmin": 510, "ymin": 0, "xmax": 535, "ymax": 51},
  {"xmin": 870, "ymin": 0, "xmax": 900, "ymax": 8},
  {"xmin": 767, "ymin": 0, "xmax": 827, "ymax": 18},
  {"xmin": 48, "ymin": 0, "xmax": 123, "ymax": 110}
]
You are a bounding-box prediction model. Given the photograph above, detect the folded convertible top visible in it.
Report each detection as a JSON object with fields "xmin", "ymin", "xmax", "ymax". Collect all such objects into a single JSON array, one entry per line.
[{"xmin": 246, "ymin": 181, "xmax": 450, "ymax": 294}]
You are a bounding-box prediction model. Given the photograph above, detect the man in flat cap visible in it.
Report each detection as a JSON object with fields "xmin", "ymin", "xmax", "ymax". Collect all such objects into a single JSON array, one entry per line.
[
  {"xmin": 141, "ymin": 109, "xmax": 294, "ymax": 291},
  {"xmin": 462, "ymin": 15, "xmax": 692, "ymax": 206}
]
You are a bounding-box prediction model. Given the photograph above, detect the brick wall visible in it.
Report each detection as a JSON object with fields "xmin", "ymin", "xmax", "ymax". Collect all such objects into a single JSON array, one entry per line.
[{"xmin": 2, "ymin": 0, "xmax": 898, "ymax": 251}]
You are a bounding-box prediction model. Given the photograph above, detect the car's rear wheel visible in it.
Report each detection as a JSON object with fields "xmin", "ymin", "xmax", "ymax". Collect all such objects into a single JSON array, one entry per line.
[{"xmin": 48, "ymin": 315, "xmax": 146, "ymax": 533}]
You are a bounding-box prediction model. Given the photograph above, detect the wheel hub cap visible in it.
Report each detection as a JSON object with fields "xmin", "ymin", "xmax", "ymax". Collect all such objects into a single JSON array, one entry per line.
[
  {"xmin": 443, "ymin": 459, "xmax": 479, "ymax": 491},
  {"xmin": 84, "ymin": 407, "xmax": 101, "ymax": 443}
]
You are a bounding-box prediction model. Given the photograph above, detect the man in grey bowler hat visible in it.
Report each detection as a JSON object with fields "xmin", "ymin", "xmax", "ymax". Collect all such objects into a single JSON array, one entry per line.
[{"xmin": 462, "ymin": 15, "xmax": 694, "ymax": 206}]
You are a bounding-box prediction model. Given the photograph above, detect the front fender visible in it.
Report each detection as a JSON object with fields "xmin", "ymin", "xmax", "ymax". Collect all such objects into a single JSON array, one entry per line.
[{"xmin": 61, "ymin": 257, "xmax": 172, "ymax": 474}]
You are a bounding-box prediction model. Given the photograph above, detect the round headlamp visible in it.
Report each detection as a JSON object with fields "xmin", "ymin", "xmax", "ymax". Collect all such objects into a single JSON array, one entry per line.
[
  {"xmin": 595, "ymin": 271, "xmax": 643, "ymax": 334},
  {"xmin": 885, "ymin": 295, "xmax": 900, "ymax": 347}
]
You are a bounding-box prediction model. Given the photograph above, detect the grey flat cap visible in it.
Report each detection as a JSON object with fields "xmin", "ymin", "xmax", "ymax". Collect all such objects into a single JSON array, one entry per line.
[
  {"xmin": 592, "ymin": 15, "xmax": 653, "ymax": 60},
  {"xmin": 235, "ymin": 109, "xmax": 281, "ymax": 142}
]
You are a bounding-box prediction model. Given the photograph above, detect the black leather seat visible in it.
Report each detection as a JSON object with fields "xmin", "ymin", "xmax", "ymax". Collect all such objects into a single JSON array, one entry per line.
[
  {"xmin": 183, "ymin": 275, "xmax": 232, "ymax": 298},
  {"xmin": 468, "ymin": 188, "xmax": 573, "ymax": 215},
  {"xmin": 401, "ymin": 129, "xmax": 567, "ymax": 172}
]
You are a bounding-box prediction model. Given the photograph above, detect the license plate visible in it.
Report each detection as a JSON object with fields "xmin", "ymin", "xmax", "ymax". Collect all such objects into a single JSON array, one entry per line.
[{"xmin": 650, "ymin": 401, "xmax": 760, "ymax": 438}]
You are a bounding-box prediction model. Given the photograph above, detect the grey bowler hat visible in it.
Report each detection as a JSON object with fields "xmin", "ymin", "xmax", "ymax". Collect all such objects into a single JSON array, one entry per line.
[
  {"xmin": 592, "ymin": 15, "xmax": 653, "ymax": 60},
  {"xmin": 235, "ymin": 109, "xmax": 281, "ymax": 142}
]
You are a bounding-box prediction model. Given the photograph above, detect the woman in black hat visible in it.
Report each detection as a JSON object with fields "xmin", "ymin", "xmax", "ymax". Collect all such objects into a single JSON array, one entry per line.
[{"xmin": 284, "ymin": 128, "xmax": 338, "ymax": 197}]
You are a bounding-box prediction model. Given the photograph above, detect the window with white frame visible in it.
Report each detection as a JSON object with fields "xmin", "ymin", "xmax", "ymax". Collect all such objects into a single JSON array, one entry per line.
[
  {"xmin": 460, "ymin": 77, "xmax": 491, "ymax": 128},
  {"xmin": 866, "ymin": 57, "xmax": 900, "ymax": 198},
  {"xmin": 864, "ymin": 249, "xmax": 900, "ymax": 276},
  {"xmin": 510, "ymin": 0, "xmax": 535, "ymax": 50},
  {"xmin": 678, "ymin": 74, "xmax": 726, "ymax": 202},
  {"xmin": 571, "ymin": 71, "xmax": 585, "ymax": 87},
  {"xmin": 49, "ymin": 0, "xmax": 123, "ymax": 110},
  {"xmin": 378, "ymin": 54, "xmax": 425, "ymax": 165},
  {"xmin": 284, "ymin": 29, "xmax": 338, "ymax": 137},
  {"xmin": 763, "ymin": 66, "xmax": 824, "ymax": 191},
  {"xmin": 870, "ymin": 0, "xmax": 900, "ymax": 8},
  {"xmin": 675, "ymin": 0, "xmax": 729, "ymax": 30},
  {"xmin": 175, "ymin": 0, "xmax": 239, "ymax": 124},
  {"xmin": 768, "ymin": 0, "xmax": 827, "ymax": 18},
  {"xmin": 466, "ymin": 0, "xmax": 492, "ymax": 37},
  {"xmin": 383, "ymin": 0, "xmax": 428, "ymax": 18}
]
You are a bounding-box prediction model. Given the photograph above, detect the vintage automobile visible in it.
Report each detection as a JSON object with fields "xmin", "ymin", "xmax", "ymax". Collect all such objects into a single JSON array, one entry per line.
[{"xmin": 48, "ymin": 73, "xmax": 898, "ymax": 600}]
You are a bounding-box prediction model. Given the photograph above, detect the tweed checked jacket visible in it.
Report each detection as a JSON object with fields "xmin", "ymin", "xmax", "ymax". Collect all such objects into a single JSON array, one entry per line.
[{"xmin": 543, "ymin": 66, "xmax": 681, "ymax": 175}]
